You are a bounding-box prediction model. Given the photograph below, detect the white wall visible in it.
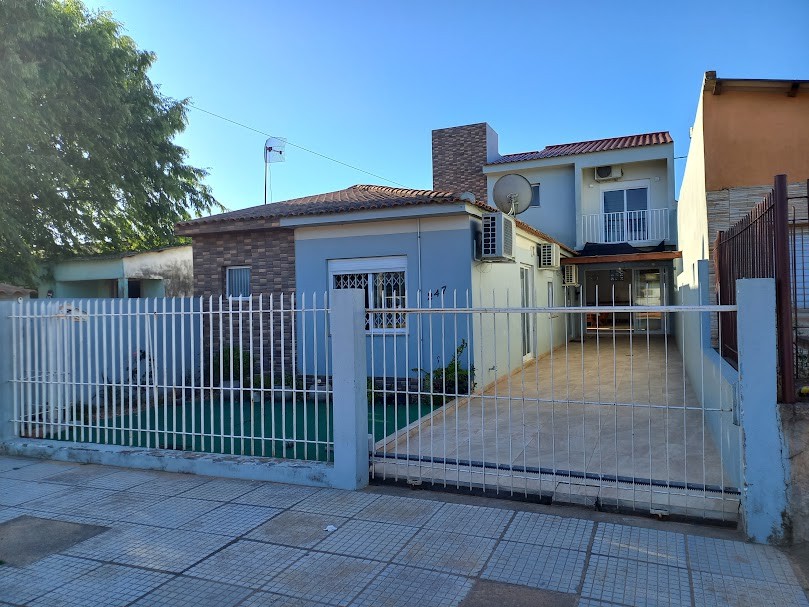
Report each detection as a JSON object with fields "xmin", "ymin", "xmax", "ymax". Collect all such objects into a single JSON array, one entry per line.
[
  {"xmin": 471, "ymin": 230, "xmax": 567, "ymax": 388},
  {"xmin": 123, "ymin": 246, "xmax": 193, "ymax": 297}
]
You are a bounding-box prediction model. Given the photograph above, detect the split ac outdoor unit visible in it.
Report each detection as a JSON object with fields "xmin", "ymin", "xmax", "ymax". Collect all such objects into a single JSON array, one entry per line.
[
  {"xmin": 481, "ymin": 212, "xmax": 515, "ymax": 262},
  {"xmin": 594, "ymin": 165, "xmax": 623, "ymax": 181},
  {"xmin": 538, "ymin": 243, "xmax": 561, "ymax": 268},
  {"xmin": 563, "ymin": 264, "xmax": 579, "ymax": 286}
]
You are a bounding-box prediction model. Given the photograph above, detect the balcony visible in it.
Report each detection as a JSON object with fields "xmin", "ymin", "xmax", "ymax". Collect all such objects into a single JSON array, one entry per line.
[{"xmin": 581, "ymin": 208, "xmax": 670, "ymax": 245}]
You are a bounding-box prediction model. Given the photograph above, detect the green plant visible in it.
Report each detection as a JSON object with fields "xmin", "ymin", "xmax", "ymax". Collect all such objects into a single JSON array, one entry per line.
[
  {"xmin": 212, "ymin": 347, "xmax": 252, "ymax": 385},
  {"xmin": 413, "ymin": 339, "xmax": 475, "ymax": 405}
]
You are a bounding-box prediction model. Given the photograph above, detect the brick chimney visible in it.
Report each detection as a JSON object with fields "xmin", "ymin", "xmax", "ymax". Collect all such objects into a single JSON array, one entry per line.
[{"xmin": 432, "ymin": 123, "xmax": 499, "ymax": 204}]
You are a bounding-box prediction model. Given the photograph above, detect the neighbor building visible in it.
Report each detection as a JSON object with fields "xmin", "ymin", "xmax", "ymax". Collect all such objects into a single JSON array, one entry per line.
[{"xmin": 39, "ymin": 245, "xmax": 193, "ymax": 299}]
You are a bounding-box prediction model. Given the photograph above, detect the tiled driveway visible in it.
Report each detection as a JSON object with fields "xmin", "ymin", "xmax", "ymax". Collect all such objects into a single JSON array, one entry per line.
[{"xmin": 1, "ymin": 456, "xmax": 806, "ymax": 607}]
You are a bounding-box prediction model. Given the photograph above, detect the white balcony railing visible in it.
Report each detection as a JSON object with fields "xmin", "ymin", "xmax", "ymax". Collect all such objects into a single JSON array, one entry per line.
[{"xmin": 581, "ymin": 208, "xmax": 670, "ymax": 245}]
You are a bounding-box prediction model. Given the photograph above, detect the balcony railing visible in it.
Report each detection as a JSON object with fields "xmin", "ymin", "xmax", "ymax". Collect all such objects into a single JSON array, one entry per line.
[{"xmin": 581, "ymin": 208, "xmax": 670, "ymax": 245}]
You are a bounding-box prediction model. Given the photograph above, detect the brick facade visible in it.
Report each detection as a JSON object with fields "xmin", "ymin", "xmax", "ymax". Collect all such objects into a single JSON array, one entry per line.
[
  {"xmin": 190, "ymin": 227, "xmax": 296, "ymax": 378},
  {"xmin": 191, "ymin": 227, "xmax": 296, "ymax": 298},
  {"xmin": 432, "ymin": 123, "xmax": 491, "ymax": 204}
]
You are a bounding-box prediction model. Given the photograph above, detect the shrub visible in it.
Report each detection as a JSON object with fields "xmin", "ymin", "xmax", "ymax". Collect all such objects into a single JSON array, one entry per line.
[
  {"xmin": 211, "ymin": 347, "xmax": 252, "ymax": 385},
  {"xmin": 414, "ymin": 339, "xmax": 475, "ymax": 405}
]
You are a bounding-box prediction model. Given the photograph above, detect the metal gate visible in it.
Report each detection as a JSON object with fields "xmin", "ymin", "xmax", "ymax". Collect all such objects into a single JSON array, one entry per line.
[{"xmin": 367, "ymin": 295, "xmax": 741, "ymax": 523}]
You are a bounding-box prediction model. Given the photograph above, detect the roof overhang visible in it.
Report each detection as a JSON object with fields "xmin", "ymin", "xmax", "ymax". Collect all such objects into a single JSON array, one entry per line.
[
  {"xmin": 705, "ymin": 71, "xmax": 809, "ymax": 96},
  {"xmin": 561, "ymin": 251, "xmax": 681, "ymax": 265}
]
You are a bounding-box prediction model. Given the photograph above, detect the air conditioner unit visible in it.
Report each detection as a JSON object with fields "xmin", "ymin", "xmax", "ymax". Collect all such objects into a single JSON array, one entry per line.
[
  {"xmin": 594, "ymin": 165, "xmax": 623, "ymax": 181},
  {"xmin": 538, "ymin": 243, "xmax": 560, "ymax": 268},
  {"xmin": 481, "ymin": 212, "xmax": 515, "ymax": 262},
  {"xmin": 563, "ymin": 264, "xmax": 579, "ymax": 286}
]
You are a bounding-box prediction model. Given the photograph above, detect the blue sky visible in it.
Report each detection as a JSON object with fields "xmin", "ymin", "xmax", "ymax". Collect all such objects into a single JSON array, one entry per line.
[{"xmin": 83, "ymin": 0, "xmax": 809, "ymax": 213}]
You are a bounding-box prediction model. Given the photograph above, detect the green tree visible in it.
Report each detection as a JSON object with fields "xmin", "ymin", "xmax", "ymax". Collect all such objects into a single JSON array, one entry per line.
[{"xmin": 0, "ymin": 0, "xmax": 221, "ymax": 286}]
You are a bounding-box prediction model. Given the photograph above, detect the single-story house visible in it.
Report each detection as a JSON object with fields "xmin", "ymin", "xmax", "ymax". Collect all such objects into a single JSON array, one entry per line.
[
  {"xmin": 38, "ymin": 245, "xmax": 193, "ymax": 299},
  {"xmin": 176, "ymin": 185, "xmax": 573, "ymax": 388}
]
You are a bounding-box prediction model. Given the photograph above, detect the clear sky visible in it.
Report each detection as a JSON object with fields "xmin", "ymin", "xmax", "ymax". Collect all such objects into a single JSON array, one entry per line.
[{"xmin": 83, "ymin": 0, "xmax": 809, "ymax": 213}]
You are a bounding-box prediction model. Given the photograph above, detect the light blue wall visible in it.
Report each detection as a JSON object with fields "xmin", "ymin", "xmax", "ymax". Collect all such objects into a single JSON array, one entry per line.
[
  {"xmin": 511, "ymin": 166, "xmax": 576, "ymax": 249},
  {"xmin": 294, "ymin": 223, "xmax": 475, "ymax": 379}
]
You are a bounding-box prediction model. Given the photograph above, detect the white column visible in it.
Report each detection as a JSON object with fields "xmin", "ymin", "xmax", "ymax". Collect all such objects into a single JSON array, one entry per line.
[
  {"xmin": 329, "ymin": 289, "xmax": 368, "ymax": 490},
  {"xmin": 737, "ymin": 278, "xmax": 789, "ymax": 543},
  {"xmin": 0, "ymin": 302, "xmax": 14, "ymax": 441}
]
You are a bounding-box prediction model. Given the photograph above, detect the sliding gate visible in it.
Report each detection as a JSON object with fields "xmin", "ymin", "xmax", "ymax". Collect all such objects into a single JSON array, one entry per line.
[{"xmin": 367, "ymin": 297, "xmax": 741, "ymax": 523}]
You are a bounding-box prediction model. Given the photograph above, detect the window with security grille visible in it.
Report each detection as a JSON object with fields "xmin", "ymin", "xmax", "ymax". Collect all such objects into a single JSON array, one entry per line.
[
  {"xmin": 330, "ymin": 258, "xmax": 407, "ymax": 331},
  {"xmin": 226, "ymin": 266, "xmax": 251, "ymax": 298}
]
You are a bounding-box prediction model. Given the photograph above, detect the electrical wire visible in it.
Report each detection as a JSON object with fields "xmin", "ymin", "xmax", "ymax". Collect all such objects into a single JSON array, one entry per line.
[{"xmin": 187, "ymin": 103, "xmax": 408, "ymax": 187}]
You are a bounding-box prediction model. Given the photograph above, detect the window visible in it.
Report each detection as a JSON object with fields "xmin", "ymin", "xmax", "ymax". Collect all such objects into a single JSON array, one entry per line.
[
  {"xmin": 601, "ymin": 182, "xmax": 650, "ymax": 242},
  {"xmin": 530, "ymin": 183, "xmax": 540, "ymax": 207},
  {"xmin": 330, "ymin": 257, "xmax": 407, "ymax": 332},
  {"xmin": 225, "ymin": 266, "xmax": 251, "ymax": 298}
]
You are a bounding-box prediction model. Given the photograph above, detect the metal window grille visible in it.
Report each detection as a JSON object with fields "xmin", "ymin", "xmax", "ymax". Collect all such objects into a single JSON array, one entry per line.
[{"xmin": 333, "ymin": 271, "xmax": 406, "ymax": 330}]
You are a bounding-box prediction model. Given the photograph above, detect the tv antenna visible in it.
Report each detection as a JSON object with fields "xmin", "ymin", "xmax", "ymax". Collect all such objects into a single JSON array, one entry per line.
[
  {"xmin": 492, "ymin": 173, "xmax": 532, "ymax": 215},
  {"xmin": 264, "ymin": 137, "xmax": 286, "ymax": 204}
]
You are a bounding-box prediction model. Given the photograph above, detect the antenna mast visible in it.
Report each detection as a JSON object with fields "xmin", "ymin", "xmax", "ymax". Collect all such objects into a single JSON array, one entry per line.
[{"xmin": 263, "ymin": 137, "xmax": 286, "ymax": 204}]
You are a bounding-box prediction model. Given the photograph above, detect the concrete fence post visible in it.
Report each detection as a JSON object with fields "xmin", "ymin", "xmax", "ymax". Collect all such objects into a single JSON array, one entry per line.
[
  {"xmin": 329, "ymin": 289, "xmax": 369, "ymax": 490},
  {"xmin": 737, "ymin": 278, "xmax": 790, "ymax": 543},
  {"xmin": 0, "ymin": 302, "xmax": 15, "ymax": 442}
]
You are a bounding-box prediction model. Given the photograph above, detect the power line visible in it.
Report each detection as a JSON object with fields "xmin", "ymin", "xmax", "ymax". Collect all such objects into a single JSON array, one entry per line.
[{"xmin": 187, "ymin": 103, "xmax": 408, "ymax": 187}]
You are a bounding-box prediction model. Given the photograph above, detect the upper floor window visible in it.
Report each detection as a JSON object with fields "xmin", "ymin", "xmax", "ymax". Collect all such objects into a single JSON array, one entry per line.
[
  {"xmin": 602, "ymin": 181, "xmax": 650, "ymax": 242},
  {"xmin": 225, "ymin": 266, "xmax": 251, "ymax": 298},
  {"xmin": 329, "ymin": 256, "xmax": 407, "ymax": 332},
  {"xmin": 530, "ymin": 183, "xmax": 540, "ymax": 207}
]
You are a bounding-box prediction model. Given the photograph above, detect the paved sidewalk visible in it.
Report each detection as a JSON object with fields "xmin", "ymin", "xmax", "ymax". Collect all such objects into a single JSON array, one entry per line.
[{"xmin": 0, "ymin": 456, "xmax": 806, "ymax": 607}]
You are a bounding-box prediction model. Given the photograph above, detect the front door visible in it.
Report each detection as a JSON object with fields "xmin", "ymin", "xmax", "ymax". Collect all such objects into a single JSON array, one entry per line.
[{"xmin": 633, "ymin": 268, "xmax": 666, "ymax": 333}]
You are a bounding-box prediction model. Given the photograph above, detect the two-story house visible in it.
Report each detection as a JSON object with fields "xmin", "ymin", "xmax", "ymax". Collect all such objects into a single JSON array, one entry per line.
[
  {"xmin": 435, "ymin": 123, "xmax": 678, "ymax": 336},
  {"xmin": 177, "ymin": 122, "xmax": 676, "ymax": 388}
]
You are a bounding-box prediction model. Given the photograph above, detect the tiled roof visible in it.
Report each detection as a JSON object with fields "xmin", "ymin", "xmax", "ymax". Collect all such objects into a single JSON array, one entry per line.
[
  {"xmin": 177, "ymin": 185, "xmax": 467, "ymax": 228},
  {"xmin": 488, "ymin": 131, "xmax": 673, "ymax": 165},
  {"xmin": 176, "ymin": 184, "xmax": 574, "ymax": 253},
  {"xmin": 0, "ymin": 282, "xmax": 35, "ymax": 296}
]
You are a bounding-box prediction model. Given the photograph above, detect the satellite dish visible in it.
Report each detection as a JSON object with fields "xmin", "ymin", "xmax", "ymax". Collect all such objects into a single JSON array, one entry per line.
[
  {"xmin": 493, "ymin": 174, "xmax": 533, "ymax": 215},
  {"xmin": 264, "ymin": 137, "xmax": 286, "ymax": 163}
]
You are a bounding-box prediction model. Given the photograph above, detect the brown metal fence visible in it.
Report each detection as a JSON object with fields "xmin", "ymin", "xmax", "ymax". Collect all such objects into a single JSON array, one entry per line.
[{"xmin": 714, "ymin": 174, "xmax": 796, "ymax": 403}]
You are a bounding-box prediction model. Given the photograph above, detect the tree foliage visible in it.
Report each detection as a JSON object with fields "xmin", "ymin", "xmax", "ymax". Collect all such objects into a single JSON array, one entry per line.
[{"xmin": 0, "ymin": 0, "xmax": 221, "ymax": 286}]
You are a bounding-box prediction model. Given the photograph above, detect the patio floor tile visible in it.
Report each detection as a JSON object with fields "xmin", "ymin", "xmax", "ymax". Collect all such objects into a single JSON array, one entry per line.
[
  {"xmin": 423, "ymin": 502, "xmax": 514, "ymax": 539},
  {"xmin": 351, "ymin": 563, "xmax": 473, "ymax": 607},
  {"xmin": 481, "ymin": 541, "xmax": 586, "ymax": 594},
  {"xmin": 131, "ymin": 576, "xmax": 252, "ymax": 607},
  {"xmin": 503, "ymin": 511, "xmax": 593, "ymax": 551},
  {"xmin": 592, "ymin": 523, "xmax": 686, "ymax": 567},
  {"xmin": 314, "ymin": 519, "xmax": 418, "ymax": 561},
  {"xmin": 353, "ymin": 494, "xmax": 442, "ymax": 526},
  {"xmin": 291, "ymin": 488, "xmax": 380, "ymax": 516},
  {"xmin": 246, "ymin": 510, "xmax": 350, "ymax": 548},
  {"xmin": 581, "ymin": 555, "xmax": 691, "ymax": 607},
  {"xmin": 692, "ymin": 570, "xmax": 809, "ymax": 607},
  {"xmin": 180, "ymin": 503, "xmax": 282, "ymax": 536},
  {"xmin": 262, "ymin": 551, "xmax": 384, "ymax": 606},
  {"xmin": 178, "ymin": 478, "xmax": 264, "ymax": 502},
  {"xmin": 0, "ymin": 554, "xmax": 101, "ymax": 605},
  {"xmin": 393, "ymin": 527, "xmax": 496, "ymax": 576},
  {"xmin": 235, "ymin": 483, "xmax": 321, "ymax": 508},
  {"xmin": 185, "ymin": 539, "xmax": 307, "ymax": 589},
  {"xmin": 687, "ymin": 535, "xmax": 800, "ymax": 584},
  {"xmin": 127, "ymin": 496, "xmax": 220, "ymax": 529},
  {"xmin": 27, "ymin": 563, "xmax": 171, "ymax": 607},
  {"xmin": 0, "ymin": 478, "xmax": 70, "ymax": 507}
]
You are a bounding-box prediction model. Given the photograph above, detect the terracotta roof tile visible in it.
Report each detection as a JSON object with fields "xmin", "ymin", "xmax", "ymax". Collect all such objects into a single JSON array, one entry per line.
[
  {"xmin": 489, "ymin": 131, "xmax": 672, "ymax": 165},
  {"xmin": 176, "ymin": 184, "xmax": 574, "ymax": 254}
]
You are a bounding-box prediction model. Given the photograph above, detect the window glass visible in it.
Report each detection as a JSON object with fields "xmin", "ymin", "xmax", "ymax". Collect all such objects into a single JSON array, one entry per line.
[
  {"xmin": 603, "ymin": 190, "xmax": 624, "ymax": 214},
  {"xmin": 226, "ymin": 267, "xmax": 251, "ymax": 298},
  {"xmin": 626, "ymin": 187, "xmax": 648, "ymax": 211},
  {"xmin": 530, "ymin": 184, "xmax": 540, "ymax": 207}
]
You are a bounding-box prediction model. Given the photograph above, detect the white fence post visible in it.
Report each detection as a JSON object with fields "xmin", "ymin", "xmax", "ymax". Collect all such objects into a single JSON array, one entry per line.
[
  {"xmin": 737, "ymin": 278, "xmax": 790, "ymax": 543},
  {"xmin": 330, "ymin": 289, "xmax": 368, "ymax": 490}
]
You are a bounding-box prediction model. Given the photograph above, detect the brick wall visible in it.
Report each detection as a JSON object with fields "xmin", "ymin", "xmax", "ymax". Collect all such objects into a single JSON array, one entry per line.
[
  {"xmin": 432, "ymin": 123, "xmax": 491, "ymax": 204},
  {"xmin": 191, "ymin": 228, "xmax": 296, "ymax": 298},
  {"xmin": 191, "ymin": 227, "xmax": 296, "ymax": 378}
]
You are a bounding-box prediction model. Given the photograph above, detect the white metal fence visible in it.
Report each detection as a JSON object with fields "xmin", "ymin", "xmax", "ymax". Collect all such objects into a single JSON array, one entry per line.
[
  {"xmin": 9, "ymin": 295, "xmax": 333, "ymax": 462},
  {"xmin": 367, "ymin": 290, "xmax": 741, "ymax": 522}
]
